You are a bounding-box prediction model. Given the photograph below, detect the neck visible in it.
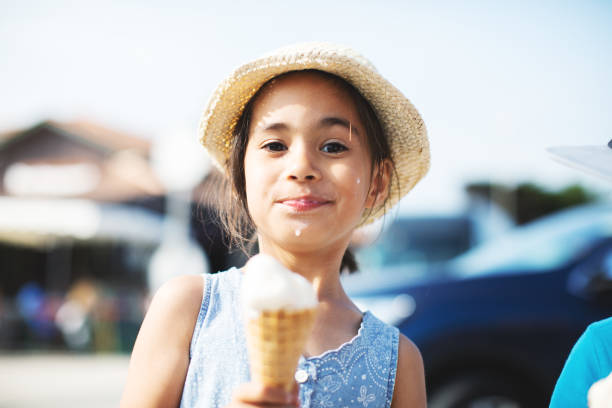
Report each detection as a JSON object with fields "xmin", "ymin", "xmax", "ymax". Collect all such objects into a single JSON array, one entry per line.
[{"xmin": 256, "ymin": 238, "xmax": 348, "ymax": 302}]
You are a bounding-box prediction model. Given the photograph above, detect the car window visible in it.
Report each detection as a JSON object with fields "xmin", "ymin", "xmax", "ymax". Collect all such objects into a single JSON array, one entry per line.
[
  {"xmin": 451, "ymin": 206, "xmax": 612, "ymax": 276},
  {"xmin": 355, "ymin": 216, "xmax": 473, "ymax": 270}
]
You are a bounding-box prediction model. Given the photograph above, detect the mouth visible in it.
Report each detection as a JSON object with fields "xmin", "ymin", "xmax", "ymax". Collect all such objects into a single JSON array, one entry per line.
[{"xmin": 277, "ymin": 196, "xmax": 333, "ymax": 212}]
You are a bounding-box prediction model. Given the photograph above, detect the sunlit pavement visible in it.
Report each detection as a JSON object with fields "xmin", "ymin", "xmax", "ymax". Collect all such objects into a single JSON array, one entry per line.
[{"xmin": 0, "ymin": 353, "xmax": 129, "ymax": 408}]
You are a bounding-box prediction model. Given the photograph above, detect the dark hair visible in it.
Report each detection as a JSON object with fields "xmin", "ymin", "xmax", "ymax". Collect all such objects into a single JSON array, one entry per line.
[{"xmin": 203, "ymin": 69, "xmax": 396, "ymax": 273}]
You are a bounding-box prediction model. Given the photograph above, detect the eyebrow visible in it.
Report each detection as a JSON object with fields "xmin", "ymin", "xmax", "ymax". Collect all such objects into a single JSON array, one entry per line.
[
  {"xmin": 319, "ymin": 117, "xmax": 361, "ymax": 136},
  {"xmin": 260, "ymin": 122, "xmax": 289, "ymax": 133},
  {"xmin": 258, "ymin": 117, "xmax": 361, "ymax": 135}
]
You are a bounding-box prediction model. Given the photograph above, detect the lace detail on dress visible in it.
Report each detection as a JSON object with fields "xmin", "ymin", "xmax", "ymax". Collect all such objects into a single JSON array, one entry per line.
[{"xmin": 298, "ymin": 311, "xmax": 399, "ymax": 408}]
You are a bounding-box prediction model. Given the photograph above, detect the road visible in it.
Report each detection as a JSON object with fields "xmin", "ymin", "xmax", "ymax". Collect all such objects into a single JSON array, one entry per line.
[{"xmin": 0, "ymin": 353, "xmax": 129, "ymax": 408}]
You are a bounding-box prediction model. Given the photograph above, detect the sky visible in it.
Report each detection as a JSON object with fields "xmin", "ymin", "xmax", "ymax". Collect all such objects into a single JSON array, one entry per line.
[{"xmin": 1, "ymin": 0, "xmax": 611, "ymax": 213}]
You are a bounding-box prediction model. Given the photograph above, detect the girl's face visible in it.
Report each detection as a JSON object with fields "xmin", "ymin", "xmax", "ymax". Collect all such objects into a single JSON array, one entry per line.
[{"xmin": 244, "ymin": 72, "xmax": 387, "ymax": 254}]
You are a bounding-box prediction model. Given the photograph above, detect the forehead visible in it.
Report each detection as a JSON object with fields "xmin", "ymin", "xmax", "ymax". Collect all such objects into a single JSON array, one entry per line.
[{"xmin": 250, "ymin": 71, "xmax": 360, "ymax": 119}]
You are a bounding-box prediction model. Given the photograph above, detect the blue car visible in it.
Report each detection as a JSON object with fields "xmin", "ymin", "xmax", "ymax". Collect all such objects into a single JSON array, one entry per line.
[{"xmin": 346, "ymin": 204, "xmax": 612, "ymax": 408}]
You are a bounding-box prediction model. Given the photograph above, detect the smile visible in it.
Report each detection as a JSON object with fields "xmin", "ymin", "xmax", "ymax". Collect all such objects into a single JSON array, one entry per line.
[{"xmin": 278, "ymin": 196, "xmax": 332, "ymax": 212}]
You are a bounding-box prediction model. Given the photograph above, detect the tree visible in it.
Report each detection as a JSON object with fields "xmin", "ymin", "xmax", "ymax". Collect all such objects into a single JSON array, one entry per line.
[{"xmin": 465, "ymin": 182, "xmax": 599, "ymax": 225}]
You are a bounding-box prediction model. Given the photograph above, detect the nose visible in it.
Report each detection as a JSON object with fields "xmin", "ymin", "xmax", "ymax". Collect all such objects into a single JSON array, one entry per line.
[{"xmin": 285, "ymin": 147, "xmax": 321, "ymax": 182}]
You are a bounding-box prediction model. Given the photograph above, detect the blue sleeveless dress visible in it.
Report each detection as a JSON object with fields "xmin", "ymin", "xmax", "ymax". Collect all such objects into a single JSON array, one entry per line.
[{"xmin": 180, "ymin": 268, "xmax": 399, "ymax": 408}]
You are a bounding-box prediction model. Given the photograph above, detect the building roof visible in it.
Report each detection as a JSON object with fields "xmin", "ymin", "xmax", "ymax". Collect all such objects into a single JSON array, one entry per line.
[
  {"xmin": 0, "ymin": 119, "xmax": 165, "ymax": 201},
  {"xmin": 0, "ymin": 120, "xmax": 150, "ymax": 154}
]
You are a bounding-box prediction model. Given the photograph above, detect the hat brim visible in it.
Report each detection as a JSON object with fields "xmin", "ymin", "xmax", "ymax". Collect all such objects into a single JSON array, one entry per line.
[{"xmin": 547, "ymin": 145, "xmax": 612, "ymax": 182}]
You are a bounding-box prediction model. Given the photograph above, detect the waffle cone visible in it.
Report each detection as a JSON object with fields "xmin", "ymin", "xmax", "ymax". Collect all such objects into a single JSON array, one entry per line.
[{"xmin": 246, "ymin": 307, "xmax": 317, "ymax": 391}]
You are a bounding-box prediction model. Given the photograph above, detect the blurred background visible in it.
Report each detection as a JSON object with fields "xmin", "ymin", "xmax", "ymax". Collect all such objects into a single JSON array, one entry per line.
[{"xmin": 1, "ymin": 1, "xmax": 611, "ymax": 407}]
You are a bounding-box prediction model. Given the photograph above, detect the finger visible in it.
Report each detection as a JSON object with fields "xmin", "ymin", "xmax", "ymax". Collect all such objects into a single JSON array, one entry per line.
[
  {"xmin": 290, "ymin": 383, "xmax": 299, "ymax": 405},
  {"xmin": 225, "ymin": 402, "xmax": 296, "ymax": 408},
  {"xmin": 232, "ymin": 382, "xmax": 298, "ymax": 406}
]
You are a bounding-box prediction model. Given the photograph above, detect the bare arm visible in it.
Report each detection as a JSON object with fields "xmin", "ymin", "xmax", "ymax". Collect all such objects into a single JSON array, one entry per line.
[
  {"xmin": 120, "ymin": 275, "xmax": 204, "ymax": 408},
  {"xmin": 391, "ymin": 334, "xmax": 427, "ymax": 408}
]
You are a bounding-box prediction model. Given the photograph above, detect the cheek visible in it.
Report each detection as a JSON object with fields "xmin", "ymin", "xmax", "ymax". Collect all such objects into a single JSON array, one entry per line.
[
  {"xmin": 244, "ymin": 174, "xmax": 257, "ymax": 211},
  {"xmin": 243, "ymin": 150, "xmax": 263, "ymax": 212},
  {"xmin": 244, "ymin": 149, "xmax": 278, "ymax": 217},
  {"xmin": 332, "ymin": 164, "xmax": 370, "ymax": 201}
]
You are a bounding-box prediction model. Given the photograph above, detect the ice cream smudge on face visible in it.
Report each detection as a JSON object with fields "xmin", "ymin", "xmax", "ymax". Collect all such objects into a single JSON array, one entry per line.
[
  {"xmin": 295, "ymin": 229, "xmax": 302, "ymax": 237},
  {"xmin": 242, "ymin": 254, "xmax": 317, "ymax": 315},
  {"xmin": 356, "ymin": 177, "xmax": 361, "ymax": 184}
]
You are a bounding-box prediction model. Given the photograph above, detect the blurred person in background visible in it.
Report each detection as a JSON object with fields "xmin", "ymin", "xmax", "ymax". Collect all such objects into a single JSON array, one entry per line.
[
  {"xmin": 15, "ymin": 282, "xmax": 61, "ymax": 348},
  {"xmin": 549, "ymin": 140, "xmax": 612, "ymax": 407},
  {"xmin": 55, "ymin": 278, "xmax": 99, "ymax": 350}
]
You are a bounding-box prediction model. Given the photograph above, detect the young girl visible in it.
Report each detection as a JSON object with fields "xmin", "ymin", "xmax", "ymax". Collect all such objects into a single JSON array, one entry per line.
[{"xmin": 121, "ymin": 42, "xmax": 430, "ymax": 408}]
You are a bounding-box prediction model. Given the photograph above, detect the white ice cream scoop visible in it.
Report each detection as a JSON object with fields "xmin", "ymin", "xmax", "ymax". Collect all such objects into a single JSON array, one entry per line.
[
  {"xmin": 242, "ymin": 254, "xmax": 318, "ymax": 313},
  {"xmin": 588, "ymin": 371, "xmax": 612, "ymax": 408}
]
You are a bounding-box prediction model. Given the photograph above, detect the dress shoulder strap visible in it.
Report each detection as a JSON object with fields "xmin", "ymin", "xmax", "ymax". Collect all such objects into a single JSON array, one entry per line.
[
  {"xmin": 362, "ymin": 312, "xmax": 400, "ymax": 406},
  {"xmin": 188, "ymin": 268, "xmax": 240, "ymax": 358},
  {"xmin": 189, "ymin": 273, "xmax": 211, "ymax": 358}
]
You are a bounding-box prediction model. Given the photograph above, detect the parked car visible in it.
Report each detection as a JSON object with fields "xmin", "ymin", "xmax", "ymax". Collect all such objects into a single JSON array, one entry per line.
[
  {"xmin": 354, "ymin": 208, "xmax": 513, "ymax": 272},
  {"xmin": 354, "ymin": 215, "xmax": 475, "ymax": 270},
  {"xmin": 345, "ymin": 204, "xmax": 612, "ymax": 408}
]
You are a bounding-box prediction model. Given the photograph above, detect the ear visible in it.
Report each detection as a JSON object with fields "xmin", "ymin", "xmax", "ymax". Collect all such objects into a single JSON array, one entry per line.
[{"xmin": 365, "ymin": 159, "xmax": 392, "ymax": 209}]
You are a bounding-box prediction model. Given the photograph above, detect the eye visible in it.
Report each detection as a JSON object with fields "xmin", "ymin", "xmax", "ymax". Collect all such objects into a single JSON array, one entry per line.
[
  {"xmin": 262, "ymin": 141, "xmax": 286, "ymax": 152},
  {"xmin": 321, "ymin": 142, "xmax": 348, "ymax": 154}
]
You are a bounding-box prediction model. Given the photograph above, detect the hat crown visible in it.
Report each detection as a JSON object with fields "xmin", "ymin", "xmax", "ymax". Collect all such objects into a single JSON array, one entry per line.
[{"xmin": 263, "ymin": 42, "xmax": 378, "ymax": 73}]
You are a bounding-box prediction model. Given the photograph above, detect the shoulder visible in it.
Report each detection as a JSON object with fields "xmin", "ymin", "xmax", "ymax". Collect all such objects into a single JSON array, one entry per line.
[
  {"xmin": 146, "ymin": 269, "xmax": 242, "ymax": 336},
  {"xmin": 151, "ymin": 274, "xmax": 204, "ymax": 311},
  {"xmin": 587, "ymin": 316, "xmax": 612, "ymax": 340},
  {"xmin": 392, "ymin": 334, "xmax": 426, "ymax": 408},
  {"xmin": 120, "ymin": 275, "xmax": 205, "ymax": 407},
  {"xmin": 582, "ymin": 317, "xmax": 612, "ymax": 373},
  {"xmin": 549, "ymin": 318, "xmax": 612, "ymax": 407},
  {"xmin": 143, "ymin": 274, "xmax": 205, "ymax": 346},
  {"xmin": 571, "ymin": 317, "xmax": 612, "ymax": 367},
  {"xmin": 397, "ymin": 334, "xmax": 423, "ymax": 366}
]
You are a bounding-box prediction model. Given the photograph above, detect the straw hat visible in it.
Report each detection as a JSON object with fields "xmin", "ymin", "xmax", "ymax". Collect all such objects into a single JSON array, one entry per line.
[
  {"xmin": 198, "ymin": 42, "xmax": 430, "ymax": 223},
  {"xmin": 547, "ymin": 139, "xmax": 612, "ymax": 182}
]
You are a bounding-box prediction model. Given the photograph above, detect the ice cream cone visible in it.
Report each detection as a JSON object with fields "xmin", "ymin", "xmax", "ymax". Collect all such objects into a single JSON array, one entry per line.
[
  {"xmin": 246, "ymin": 307, "xmax": 318, "ymax": 391},
  {"xmin": 588, "ymin": 371, "xmax": 612, "ymax": 408}
]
